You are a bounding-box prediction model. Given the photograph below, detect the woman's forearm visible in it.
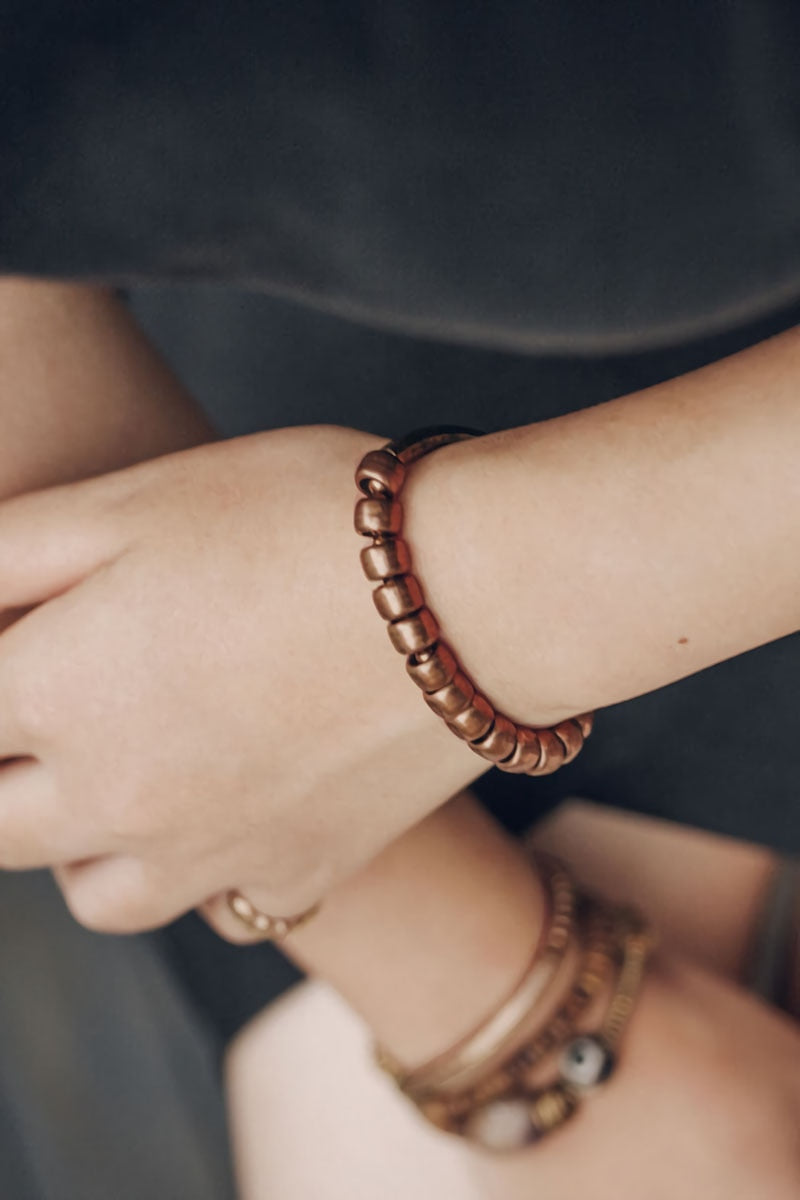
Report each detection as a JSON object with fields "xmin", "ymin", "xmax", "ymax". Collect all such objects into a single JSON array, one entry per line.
[
  {"xmin": 288, "ymin": 794, "xmax": 546, "ymax": 1065},
  {"xmin": 0, "ymin": 277, "xmax": 214, "ymax": 498},
  {"xmin": 405, "ymin": 325, "xmax": 800, "ymax": 723}
]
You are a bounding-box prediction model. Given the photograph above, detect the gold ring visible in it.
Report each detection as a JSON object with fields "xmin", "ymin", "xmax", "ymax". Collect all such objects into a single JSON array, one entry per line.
[{"xmin": 226, "ymin": 889, "xmax": 321, "ymax": 942}]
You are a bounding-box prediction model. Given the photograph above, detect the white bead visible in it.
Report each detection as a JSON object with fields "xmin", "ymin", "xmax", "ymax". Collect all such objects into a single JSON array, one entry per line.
[{"xmin": 464, "ymin": 1099, "xmax": 538, "ymax": 1152}]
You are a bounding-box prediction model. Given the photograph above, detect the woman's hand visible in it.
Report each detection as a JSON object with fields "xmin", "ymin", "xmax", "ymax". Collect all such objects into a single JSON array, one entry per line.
[{"xmin": 0, "ymin": 426, "xmax": 478, "ymax": 932}]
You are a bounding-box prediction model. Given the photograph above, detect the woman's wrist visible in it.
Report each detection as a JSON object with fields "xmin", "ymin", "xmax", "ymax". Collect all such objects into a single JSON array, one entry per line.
[
  {"xmin": 402, "ymin": 325, "xmax": 800, "ymax": 724},
  {"xmin": 287, "ymin": 793, "xmax": 546, "ymax": 1066}
]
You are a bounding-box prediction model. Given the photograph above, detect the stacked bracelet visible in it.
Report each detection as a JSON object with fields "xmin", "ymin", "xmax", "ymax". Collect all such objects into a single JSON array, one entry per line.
[
  {"xmin": 354, "ymin": 427, "xmax": 595, "ymax": 776},
  {"xmin": 375, "ymin": 852, "xmax": 655, "ymax": 1153}
]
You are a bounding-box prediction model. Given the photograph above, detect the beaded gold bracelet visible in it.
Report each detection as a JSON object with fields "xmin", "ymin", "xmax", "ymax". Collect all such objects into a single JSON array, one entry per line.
[{"xmin": 354, "ymin": 427, "xmax": 595, "ymax": 775}]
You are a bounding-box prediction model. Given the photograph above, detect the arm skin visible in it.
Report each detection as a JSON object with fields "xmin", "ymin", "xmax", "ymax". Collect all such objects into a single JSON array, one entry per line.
[
  {"xmin": 0, "ymin": 278, "xmax": 215, "ymax": 496},
  {"xmin": 0, "ymin": 307, "xmax": 797, "ymax": 929},
  {"xmin": 404, "ymin": 324, "xmax": 800, "ymax": 725}
]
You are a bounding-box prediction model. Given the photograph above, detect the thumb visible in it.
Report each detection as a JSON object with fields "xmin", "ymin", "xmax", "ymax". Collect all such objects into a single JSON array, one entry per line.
[{"xmin": 0, "ymin": 473, "xmax": 124, "ymax": 608}]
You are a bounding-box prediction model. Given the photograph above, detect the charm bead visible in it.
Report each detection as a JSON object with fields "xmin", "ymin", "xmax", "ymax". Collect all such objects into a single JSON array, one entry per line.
[
  {"xmin": 559, "ymin": 1035, "xmax": 615, "ymax": 1090},
  {"xmin": 463, "ymin": 1098, "xmax": 539, "ymax": 1153}
]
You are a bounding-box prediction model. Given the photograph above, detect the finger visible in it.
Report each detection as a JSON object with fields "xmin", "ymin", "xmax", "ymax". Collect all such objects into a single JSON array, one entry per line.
[
  {"xmin": 54, "ymin": 853, "xmax": 190, "ymax": 935},
  {"xmin": 0, "ymin": 473, "xmax": 126, "ymax": 609},
  {"xmin": 0, "ymin": 759, "xmax": 109, "ymax": 868}
]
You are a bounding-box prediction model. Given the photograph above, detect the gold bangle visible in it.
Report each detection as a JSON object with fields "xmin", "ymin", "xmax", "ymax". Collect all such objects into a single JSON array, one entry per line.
[
  {"xmin": 462, "ymin": 908, "xmax": 655, "ymax": 1152},
  {"xmin": 378, "ymin": 856, "xmax": 576, "ymax": 1098},
  {"xmin": 354, "ymin": 427, "xmax": 595, "ymax": 776}
]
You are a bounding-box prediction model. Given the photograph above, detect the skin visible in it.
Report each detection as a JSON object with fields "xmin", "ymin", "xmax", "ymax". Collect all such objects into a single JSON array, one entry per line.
[{"xmin": 0, "ymin": 322, "xmax": 797, "ymax": 929}]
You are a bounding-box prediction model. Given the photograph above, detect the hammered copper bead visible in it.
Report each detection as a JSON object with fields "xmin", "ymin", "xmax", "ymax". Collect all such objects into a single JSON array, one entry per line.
[
  {"xmin": 424, "ymin": 670, "xmax": 475, "ymax": 719},
  {"xmin": 469, "ymin": 713, "xmax": 517, "ymax": 763},
  {"xmin": 373, "ymin": 574, "xmax": 425, "ymax": 621},
  {"xmin": 360, "ymin": 538, "xmax": 412, "ymax": 580},
  {"xmin": 406, "ymin": 642, "xmax": 458, "ymax": 692},
  {"xmin": 356, "ymin": 449, "xmax": 406, "ymax": 497},
  {"xmin": 575, "ymin": 711, "xmax": 594, "ymax": 739},
  {"xmin": 387, "ymin": 608, "xmax": 439, "ymax": 654},
  {"xmin": 552, "ymin": 718, "xmax": 585, "ymax": 765},
  {"xmin": 528, "ymin": 727, "xmax": 567, "ymax": 776},
  {"xmin": 446, "ymin": 693, "xmax": 495, "ymax": 741},
  {"xmin": 498, "ymin": 727, "xmax": 542, "ymax": 774},
  {"xmin": 354, "ymin": 496, "xmax": 403, "ymax": 537}
]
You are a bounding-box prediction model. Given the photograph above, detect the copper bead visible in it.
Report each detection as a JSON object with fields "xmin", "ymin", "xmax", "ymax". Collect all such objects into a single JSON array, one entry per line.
[
  {"xmin": 373, "ymin": 574, "xmax": 425, "ymax": 621},
  {"xmin": 552, "ymin": 718, "xmax": 585, "ymax": 765},
  {"xmin": 356, "ymin": 449, "xmax": 406, "ymax": 497},
  {"xmin": 498, "ymin": 727, "xmax": 542, "ymax": 774},
  {"xmin": 387, "ymin": 608, "xmax": 439, "ymax": 654},
  {"xmin": 354, "ymin": 496, "xmax": 403, "ymax": 537},
  {"xmin": 424, "ymin": 670, "xmax": 475, "ymax": 719},
  {"xmin": 360, "ymin": 538, "xmax": 412, "ymax": 580},
  {"xmin": 468, "ymin": 713, "xmax": 517, "ymax": 763},
  {"xmin": 446, "ymin": 693, "xmax": 495, "ymax": 741},
  {"xmin": 406, "ymin": 642, "xmax": 458, "ymax": 693},
  {"xmin": 528, "ymin": 728, "xmax": 567, "ymax": 776}
]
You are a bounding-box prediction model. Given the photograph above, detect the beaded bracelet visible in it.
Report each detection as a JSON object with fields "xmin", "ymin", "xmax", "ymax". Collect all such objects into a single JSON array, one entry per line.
[
  {"xmin": 354, "ymin": 427, "xmax": 595, "ymax": 775},
  {"xmin": 461, "ymin": 908, "xmax": 654, "ymax": 1152},
  {"xmin": 415, "ymin": 903, "xmax": 654, "ymax": 1152}
]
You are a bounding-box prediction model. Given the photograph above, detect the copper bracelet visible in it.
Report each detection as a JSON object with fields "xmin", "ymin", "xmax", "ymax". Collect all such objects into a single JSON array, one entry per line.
[{"xmin": 355, "ymin": 427, "xmax": 595, "ymax": 775}]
